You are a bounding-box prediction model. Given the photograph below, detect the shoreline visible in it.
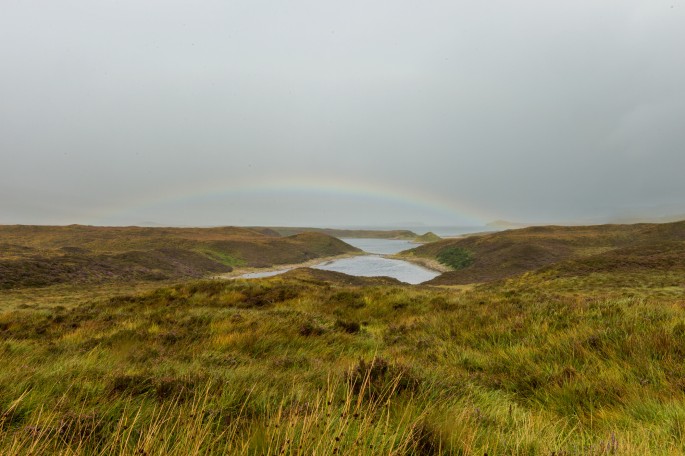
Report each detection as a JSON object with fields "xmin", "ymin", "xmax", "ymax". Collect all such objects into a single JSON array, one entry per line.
[
  {"xmin": 215, "ymin": 250, "xmax": 448, "ymax": 281},
  {"xmin": 215, "ymin": 252, "xmax": 364, "ymax": 279},
  {"xmin": 389, "ymin": 254, "xmax": 452, "ymax": 273}
]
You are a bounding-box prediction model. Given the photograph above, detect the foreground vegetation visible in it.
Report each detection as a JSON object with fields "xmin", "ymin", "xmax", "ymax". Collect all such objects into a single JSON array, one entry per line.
[
  {"xmin": 3, "ymin": 221, "xmax": 685, "ymax": 454},
  {"xmin": 1, "ymin": 263, "xmax": 685, "ymax": 454}
]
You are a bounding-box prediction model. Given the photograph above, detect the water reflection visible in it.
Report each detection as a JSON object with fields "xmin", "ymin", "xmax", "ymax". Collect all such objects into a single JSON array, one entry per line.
[{"xmin": 238, "ymin": 238, "xmax": 439, "ymax": 284}]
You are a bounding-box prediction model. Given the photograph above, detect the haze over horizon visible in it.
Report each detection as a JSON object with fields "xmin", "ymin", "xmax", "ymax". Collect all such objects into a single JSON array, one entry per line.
[{"xmin": 2, "ymin": 1, "xmax": 684, "ymax": 227}]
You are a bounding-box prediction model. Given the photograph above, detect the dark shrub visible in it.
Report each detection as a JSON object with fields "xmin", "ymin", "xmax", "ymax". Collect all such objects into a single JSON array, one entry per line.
[
  {"xmin": 155, "ymin": 377, "xmax": 194, "ymax": 401},
  {"xmin": 436, "ymin": 247, "xmax": 473, "ymax": 270},
  {"xmin": 410, "ymin": 420, "xmax": 445, "ymax": 456},
  {"xmin": 335, "ymin": 319, "xmax": 361, "ymax": 334},
  {"xmin": 348, "ymin": 357, "xmax": 420, "ymax": 398},
  {"xmin": 330, "ymin": 291, "xmax": 365, "ymax": 308},
  {"xmin": 383, "ymin": 323, "xmax": 409, "ymax": 345},
  {"xmin": 108, "ymin": 374, "xmax": 154, "ymax": 396},
  {"xmin": 392, "ymin": 300, "xmax": 410, "ymax": 310},
  {"xmin": 429, "ymin": 296, "xmax": 452, "ymax": 311},
  {"xmin": 243, "ymin": 284, "xmax": 300, "ymax": 307},
  {"xmin": 299, "ymin": 321, "xmax": 325, "ymax": 336},
  {"xmin": 0, "ymin": 403, "xmax": 29, "ymax": 430},
  {"xmin": 160, "ymin": 331, "xmax": 182, "ymax": 345}
]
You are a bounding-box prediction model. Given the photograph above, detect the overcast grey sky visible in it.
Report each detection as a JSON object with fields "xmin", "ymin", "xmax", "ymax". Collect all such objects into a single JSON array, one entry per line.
[{"xmin": 2, "ymin": 0, "xmax": 684, "ymax": 227}]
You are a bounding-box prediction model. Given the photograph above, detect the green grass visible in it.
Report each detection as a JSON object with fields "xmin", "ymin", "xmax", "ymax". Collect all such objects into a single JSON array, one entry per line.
[
  {"xmin": 3, "ymin": 221, "xmax": 685, "ymax": 454},
  {"xmin": 195, "ymin": 247, "xmax": 246, "ymax": 268},
  {"xmin": 414, "ymin": 232, "xmax": 442, "ymax": 243},
  {"xmin": 436, "ymin": 246, "xmax": 473, "ymax": 270},
  {"xmin": 1, "ymin": 270, "xmax": 685, "ymax": 454}
]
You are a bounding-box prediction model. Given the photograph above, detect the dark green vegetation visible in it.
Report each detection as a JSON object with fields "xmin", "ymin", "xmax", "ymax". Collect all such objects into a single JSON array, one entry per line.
[
  {"xmin": 255, "ymin": 227, "xmax": 419, "ymax": 240},
  {"xmin": 403, "ymin": 220, "xmax": 685, "ymax": 285},
  {"xmin": 0, "ymin": 225, "xmax": 359, "ymax": 289},
  {"xmin": 435, "ymin": 246, "xmax": 473, "ymax": 270},
  {"xmin": 2, "ymin": 221, "xmax": 685, "ymax": 454}
]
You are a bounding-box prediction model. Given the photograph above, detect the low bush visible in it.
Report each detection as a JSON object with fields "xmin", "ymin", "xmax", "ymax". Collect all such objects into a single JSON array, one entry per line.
[{"xmin": 436, "ymin": 247, "xmax": 473, "ymax": 270}]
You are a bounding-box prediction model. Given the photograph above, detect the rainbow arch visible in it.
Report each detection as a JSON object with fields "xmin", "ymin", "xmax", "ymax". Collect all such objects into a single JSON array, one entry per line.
[{"xmin": 88, "ymin": 175, "xmax": 494, "ymax": 226}]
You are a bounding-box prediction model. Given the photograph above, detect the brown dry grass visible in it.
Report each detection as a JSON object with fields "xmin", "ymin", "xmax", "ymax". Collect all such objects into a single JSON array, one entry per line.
[
  {"xmin": 0, "ymin": 225, "xmax": 360, "ymax": 290},
  {"xmin": 403, "ymin": 221, "xmax": 685, "ymax": 285}
]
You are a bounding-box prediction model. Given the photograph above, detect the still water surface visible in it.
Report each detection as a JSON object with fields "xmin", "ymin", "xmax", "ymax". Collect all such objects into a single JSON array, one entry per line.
[{"xmin": 239, "ymin": 238, "xmax": 440, "ymax": 284}]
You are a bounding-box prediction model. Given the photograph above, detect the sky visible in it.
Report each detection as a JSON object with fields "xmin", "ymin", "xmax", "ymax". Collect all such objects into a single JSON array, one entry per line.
[{"xmin": 2, "ymin": 0, "xmax": 684, "ymax": 228}]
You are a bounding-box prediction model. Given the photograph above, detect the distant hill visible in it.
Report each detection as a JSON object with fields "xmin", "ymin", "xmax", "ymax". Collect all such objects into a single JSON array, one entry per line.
[
  {"xmin": 0, "ymin": 225, "xmax": 359, "ymax": 289},
  {"xmin": 413, "ymin": 232, "xmax": 442, "ymax": 243},
  {"xmin": 399, "ymin": 220, "xmax": 685, "ymax": 285},
  {"xmin": 255, "ymin": 227, "xmax": 418, "ymax": 239}
]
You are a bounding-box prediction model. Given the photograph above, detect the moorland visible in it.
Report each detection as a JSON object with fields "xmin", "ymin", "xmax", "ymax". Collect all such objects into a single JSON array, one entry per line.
[{"xmin": 1, "ymin": 222, "xmax": 685, "ymax": 454}]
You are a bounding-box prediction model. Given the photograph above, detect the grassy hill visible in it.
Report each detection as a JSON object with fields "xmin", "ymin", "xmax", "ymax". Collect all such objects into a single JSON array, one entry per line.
[
  {"xmin": 400, "ymin": 221, "xmax": 685, "ymax": 285},
  {"xmin": 413, "ymin": 231, "xmax": 442, "ymax": 243},
  {"xmin": 1, "ymin": 263, "xmax": 685, "ymax": 453},
  {"xmin": 0, "ymin": 225, "xmax": 359, "ymax": 289},
  {"xmin": 2, "ymin": 221, "xmax": 685, "ymax": 453}
]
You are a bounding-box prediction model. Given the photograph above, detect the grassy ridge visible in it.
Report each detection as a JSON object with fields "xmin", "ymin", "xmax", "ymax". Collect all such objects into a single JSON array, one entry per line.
[
  {"xmin": 413, "ymin": 232, "xmax": 442, "ymax": 243},
  {"xmin": 402, "ymin": 221, "xmax": 685, "ymax": 285},
  {"xmin": 1, "ymin": 266, "xmax": 685, "ymax": 454},
  {"xmin": 0, "ymin": 225, "xmax": 359, "ymax": 289}
]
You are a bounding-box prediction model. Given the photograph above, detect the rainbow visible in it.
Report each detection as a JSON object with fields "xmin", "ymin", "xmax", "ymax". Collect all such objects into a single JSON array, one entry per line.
[{"xmin": 88, "ymin": 175, "xmax": 495, "ymax": 226}]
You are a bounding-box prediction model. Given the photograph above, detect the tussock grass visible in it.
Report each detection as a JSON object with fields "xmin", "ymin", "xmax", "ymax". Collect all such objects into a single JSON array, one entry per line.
[{"xmin": 1, "ymin": 271, "xmax": 685, "ymax": 454}]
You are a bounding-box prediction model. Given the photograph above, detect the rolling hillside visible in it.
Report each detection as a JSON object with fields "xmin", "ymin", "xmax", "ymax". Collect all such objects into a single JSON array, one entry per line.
[
  {"xmin": 400, "ymin": 221, "xmax": 685, "ymax": 285},
  {"xmin": 2, "ymin": 258, "xmax": 685, "ymax": 453},
  {"xmin": 2, "ymin": 222, "xmax": 685, "ymax": 453},
  {"xmin": 0, "ymin": 225, "xmax": 359, "ymax": 289}
]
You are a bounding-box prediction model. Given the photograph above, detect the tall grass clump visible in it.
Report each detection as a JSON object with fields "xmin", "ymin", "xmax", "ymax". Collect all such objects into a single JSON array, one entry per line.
[
  {"xmin": 2, "ymin": 272, "xmax": 685, "ymax": 454},
  {"xmin": 0, "ymin": 366, "xmax": 436, "ymax": 455}
]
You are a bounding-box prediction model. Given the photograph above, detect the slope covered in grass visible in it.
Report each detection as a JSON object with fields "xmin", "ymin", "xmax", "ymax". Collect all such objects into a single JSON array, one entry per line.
[
  {"xmin": 1, "ymin": 268, "xmax": 684, "ymax": 454},
  {"xmin": 547, "ymin": 241, "xmax": 685, "ymax": 276},
  {"xmin": 3, "ymin": 221, "xmax": 685, "ymax": 453},
  {"xmin": 0, "ymin": 225, "xmax": 359, "ymax": 289},
  {"xmin": 402, "ymin": 221, "xmax": 685, "ymax": 285},
  {"xmin": 413, "ymin": 231, "xmax": 442, "ymax": 243}
]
